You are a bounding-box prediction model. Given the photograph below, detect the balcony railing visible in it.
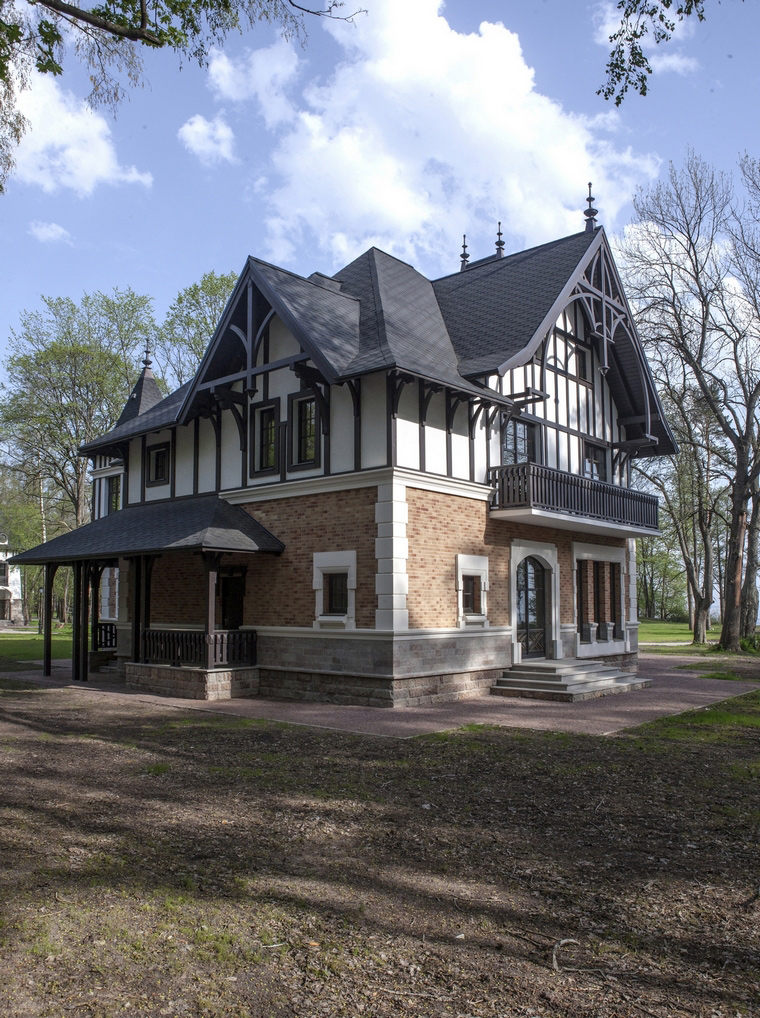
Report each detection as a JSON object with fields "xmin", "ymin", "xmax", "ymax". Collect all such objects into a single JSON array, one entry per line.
[
  {"xmin": 95, "ymin": 621, "xmax": 118, "ymax": 650},
  {"xmin": 489, "ymin": 463, "xmax": 659, "ymax": 531},
  {"xmin": 141, "ymin": 629, "xmax": 257, "ymax": 669}
]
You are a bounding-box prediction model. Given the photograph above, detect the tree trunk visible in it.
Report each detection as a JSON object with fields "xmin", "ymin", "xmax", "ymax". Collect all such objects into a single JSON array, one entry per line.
[
  {"xmin": 740, "ymin": 487, "xmax": 760, "ymax": 639},
  {"xmin": 719, "ymin": 499, "xmax": 747, "ymax": 652}
]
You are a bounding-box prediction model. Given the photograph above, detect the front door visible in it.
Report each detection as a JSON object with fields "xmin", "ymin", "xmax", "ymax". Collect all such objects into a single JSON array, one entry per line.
[
  {"xmin": 221, "ymin": 574, "xmax": 245, "ymax": 630},
  {"xmin": 516, "ymin": 556, "xmax": 548, "ymax": 657}
]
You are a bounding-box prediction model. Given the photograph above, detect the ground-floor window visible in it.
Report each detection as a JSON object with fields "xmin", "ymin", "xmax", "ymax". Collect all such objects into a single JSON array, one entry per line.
[
  {"xmin": 313, "ymin": 551, "xmax": 356, "ymax": 629},
  {"xmin": 456, "ymin": 554, "xmax": 489, "ymax": 628}
]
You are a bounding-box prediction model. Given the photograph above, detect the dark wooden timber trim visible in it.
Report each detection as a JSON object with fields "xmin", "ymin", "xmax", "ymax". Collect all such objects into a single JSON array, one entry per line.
[
  {"xmin": 346, "ymin": 378, "xmax": 361, "ymax": 473},
  {"xmin": 43, "ymin": 562, "xmax": 58, "ymax": 677},
  {"xmin": 140, "ymin": 436, "xmax": 146, "ymax": 502},
  {"xmin": 215, "ymin": 409, "xmax": 222, "ymax": 491},
  {"xmin": 193, "ymin": 417, "xmax": 200, "ymax": 495},
  {"xmin": 170, "ymin": 428, "xmax": 177, "ymax": 498}
]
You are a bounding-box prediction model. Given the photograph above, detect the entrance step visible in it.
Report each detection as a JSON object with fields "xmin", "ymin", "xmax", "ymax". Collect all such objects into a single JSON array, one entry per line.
[{"xmin": 490, "ymin": 658, "xmax": 650, "ymax": 702}]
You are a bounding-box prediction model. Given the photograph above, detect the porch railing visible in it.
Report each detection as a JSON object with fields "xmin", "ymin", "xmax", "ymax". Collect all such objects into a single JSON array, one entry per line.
[
  {"xmin": 95, "ymin": 621, "xmax": 118, "ymax": 650},
  {"xmin": 141, "ymin": 629, "xmax": 257, "ymax": 669},
  {"xmin": 489, "ymin": 463, "xmax": 659, "ymax": 530}
]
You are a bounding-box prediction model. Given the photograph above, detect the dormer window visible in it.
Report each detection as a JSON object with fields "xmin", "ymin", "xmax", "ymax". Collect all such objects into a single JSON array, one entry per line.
[{"xmin": 146, "ymin": 442, "xmax": 170, "ymax": 487}]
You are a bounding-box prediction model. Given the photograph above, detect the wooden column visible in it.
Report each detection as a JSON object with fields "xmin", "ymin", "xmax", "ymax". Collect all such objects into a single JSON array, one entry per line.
[
  {"xmin": 72, "ymin": 560, "xmax": 81, "ymax": 682},
  {"xmin": 130, "ymin": 557, "xmax": 142, "ymax": 663},
  {"xmin": 43, "ymin": 563, "xmax": 57, "ymax": 678},
  {"xmin": 203, "ymin": 553, "xmax": 221, "ymax": 671},
  {"xmin": 90, "ymin": 565, "xmax": 103, "ymax": 652},
  {"xmin": 79, "ymin": 559, "xmax": 90, "ymax": 682}
]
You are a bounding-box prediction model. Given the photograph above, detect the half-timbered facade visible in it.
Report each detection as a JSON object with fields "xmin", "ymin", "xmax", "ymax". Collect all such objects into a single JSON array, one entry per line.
[{"xmin": 14, "ymin": 218, "xmax": 675, "ymax": 705}]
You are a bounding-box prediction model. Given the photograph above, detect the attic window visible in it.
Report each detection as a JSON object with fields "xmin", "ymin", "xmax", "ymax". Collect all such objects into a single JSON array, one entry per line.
[{"xmin": 146, "ymin": 442, "xmax": 170, "ymax": 487}]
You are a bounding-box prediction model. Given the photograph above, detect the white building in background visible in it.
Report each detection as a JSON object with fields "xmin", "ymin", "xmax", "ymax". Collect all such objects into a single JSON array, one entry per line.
[{"xmin": 0, "ymin": 535, "xmax": 23, "ymax": 623}]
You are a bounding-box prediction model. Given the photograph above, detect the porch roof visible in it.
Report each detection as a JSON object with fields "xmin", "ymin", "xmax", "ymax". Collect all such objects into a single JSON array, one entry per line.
[{"xmin": 9, "ymin": 495, "xmax": 284, "ymax": 565}]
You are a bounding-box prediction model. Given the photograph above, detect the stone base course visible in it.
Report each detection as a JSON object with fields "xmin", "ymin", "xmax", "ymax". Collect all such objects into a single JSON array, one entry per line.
[{"xmin": 126, "ymin": 663, "xmax": 259, "ymax": 701}]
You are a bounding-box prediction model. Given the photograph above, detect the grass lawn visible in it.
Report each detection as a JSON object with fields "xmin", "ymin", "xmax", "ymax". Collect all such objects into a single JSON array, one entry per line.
[
  {"xmin": 0, "ymin": 628, "xmax": 72, "ymax": 666},
  {"xmin": 637, "ymin": 619, "xmax": 704, "ymax": 642},
  {"xmin": 0, "ymin": 680, "xmax": 758, "ymax": 1017}
]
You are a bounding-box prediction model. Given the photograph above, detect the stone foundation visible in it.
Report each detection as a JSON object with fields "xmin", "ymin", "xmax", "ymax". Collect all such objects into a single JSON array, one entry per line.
[{"xmin": 126, "ymin": 663, "xmax": 259, "ymax": 700}]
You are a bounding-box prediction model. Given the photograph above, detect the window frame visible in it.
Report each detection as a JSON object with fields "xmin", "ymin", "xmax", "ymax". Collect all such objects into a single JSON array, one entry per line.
[
  {"xmin": 583, "ymin": 442, "xmax": 608, "ymax": 482},
  {"xmin": 456, "ymin": 554, "xmax": 489, "ymax": 628},
  {"xmin": 501, "ymin": 416, "xmax": 538, "ymax": 466},
  {"xmin": 249, "ymin": 397, "xmax": 281, "ymax": 476},
  {"xmin": 106, "ymin": 474, "xmax": 121, "ymax": 515},
  {"xmin": 145, "ymin": 442, "xmax": 170, "ymax": 488},
  {"xmin": 313, "ymin": 551, "xmax": 356, "ymax": 629},
  {"xmin": 287, "ymin": 392, "xmax": 321, "ymax": 471}
]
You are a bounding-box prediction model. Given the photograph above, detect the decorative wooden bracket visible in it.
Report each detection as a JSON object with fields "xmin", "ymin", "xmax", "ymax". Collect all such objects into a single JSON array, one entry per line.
[
  {"xmin": 293, "ymin": 362, "xmax": 330, "ymax": 434},
  {"xmin": 345, "ymin": 378, "xmax": 361, "ymax": 418},
  {"xmin": 446, "ymin": 393, "xmax": 468, "ymax": 433},
  {"xmin": 389, "ymin": 371, "xmax": 415, "ymax": 418},
  {"xmin": 420, "ymin": 382, "xmax": 443, "ymax": 427}
]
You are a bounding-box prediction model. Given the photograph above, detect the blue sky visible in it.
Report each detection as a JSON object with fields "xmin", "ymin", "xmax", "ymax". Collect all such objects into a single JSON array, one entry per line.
[{"xmin": 2, "ymin": 0, "xmax": 758, "ymax": 381}]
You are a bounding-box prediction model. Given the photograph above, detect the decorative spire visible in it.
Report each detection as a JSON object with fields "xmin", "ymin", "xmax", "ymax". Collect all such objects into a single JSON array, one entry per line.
[
  {"xmin": 460, "ymin": 234, "xmax": 469, "ymax": 271},
  {"xmin": 143, "ymin": 343, "xmax": 153, "ymax": 369},
  {"xmin": 584, "ymin": 182, "xmax": 598, "ymax": 233},
  {"xmin": 495, "ymin": 221, "xmax": 505, "ymax": 257}
]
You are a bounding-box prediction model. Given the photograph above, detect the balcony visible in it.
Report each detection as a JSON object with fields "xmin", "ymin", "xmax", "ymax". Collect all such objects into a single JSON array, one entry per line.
[{"xmin": 489, "ymin": 463, "xmax": 659, "ymax": 535}]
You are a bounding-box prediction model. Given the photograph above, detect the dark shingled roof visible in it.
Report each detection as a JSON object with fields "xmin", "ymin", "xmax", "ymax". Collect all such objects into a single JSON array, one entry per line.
[
  {"xmin": 9, "ymin": 495, "xmax": 284, "ymax": 565},
  {"xmin": 80, "ymin": 382, "xmax": 192, "ymax": 453},
  {"xmin": 432, "ymin": 231, "xmax": 598, "ymax": 377},
  {"xmin": 115, "ymin": 361, "xmax": 164, "ymax": 427},
  {"xmin": 334, "ymin": 248, "xmax": 499, "ymax": 399}
]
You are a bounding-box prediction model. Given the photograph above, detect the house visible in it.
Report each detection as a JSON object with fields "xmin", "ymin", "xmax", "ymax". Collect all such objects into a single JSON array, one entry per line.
[
  {"xmin": 0, "ymin": 535, "xmax": 23, "ymax": 623},
  {"xmin": 12, "ymin": 205, "xmax": 675, "ymax": 705}
]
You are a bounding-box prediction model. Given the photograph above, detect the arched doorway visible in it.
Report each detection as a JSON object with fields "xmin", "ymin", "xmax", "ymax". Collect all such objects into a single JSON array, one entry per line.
[{"xmin": 516, "ymin": 556, "xmax": 549, "ymax": 657}]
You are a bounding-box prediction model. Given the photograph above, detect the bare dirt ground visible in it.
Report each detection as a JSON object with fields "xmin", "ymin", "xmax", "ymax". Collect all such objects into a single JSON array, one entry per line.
[{"xmin": 0, "ymin": 673, "xmax": 759, "ymax": 1018}]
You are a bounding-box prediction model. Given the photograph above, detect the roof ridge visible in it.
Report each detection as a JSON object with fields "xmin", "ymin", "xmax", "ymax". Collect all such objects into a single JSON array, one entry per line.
[{"xmin": 433, "ymin": 229, "xmax": 593, "ymax": 285}]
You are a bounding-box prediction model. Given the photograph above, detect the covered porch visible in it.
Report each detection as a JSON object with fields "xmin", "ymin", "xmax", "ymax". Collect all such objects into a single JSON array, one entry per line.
[{"xmin": 10, "ymin": 495, "xmax": 284, "ymax": 694}]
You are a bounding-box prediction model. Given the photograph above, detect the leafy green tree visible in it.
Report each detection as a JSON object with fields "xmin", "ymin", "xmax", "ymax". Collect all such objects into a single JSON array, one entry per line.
[
  {"xmin": 0, "ymin": 288, "xmax": 156, "ymax": 527},
  {"xmin": 600, "ymin": 1, "xmax": 734, "ymax": 105},
  {"xmin": 155, "ymin": 269, "xmax": 238, "ymax": 388},
  {"xmin": 0, "ymin": 0, "xmax": 362, "ymax": 192}
]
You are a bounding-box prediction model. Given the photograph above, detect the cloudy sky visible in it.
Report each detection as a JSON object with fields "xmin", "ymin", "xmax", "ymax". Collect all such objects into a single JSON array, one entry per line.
[{"xmin": 2, "ymin": 0, "xmax": 758, "ymax": 378}]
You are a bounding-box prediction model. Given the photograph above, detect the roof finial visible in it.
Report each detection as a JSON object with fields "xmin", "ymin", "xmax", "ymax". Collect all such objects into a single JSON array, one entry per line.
[
  {"xmin": 584, "ymin": 182, "xmax": 598, "ymax": 233},
  {"xmin": 460, "ymin": 234, "xmax": 469, "ymax": 272},
  {"xmin": 143, "ymin": 343, "xmax": 152, "ymax": 369},
  {"xmin": 495, "ymin": 221, "xmax": 505, "ymax": 257}
]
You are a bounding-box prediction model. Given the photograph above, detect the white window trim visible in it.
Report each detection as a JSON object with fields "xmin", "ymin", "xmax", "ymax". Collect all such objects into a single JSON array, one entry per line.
[
  {"xmin": 313, "ymin": 551, "xmax": 357, "ymax": 630},
  {"xmin": 456, "ymin": 554, "xmax": 489, "ymax": 629}
]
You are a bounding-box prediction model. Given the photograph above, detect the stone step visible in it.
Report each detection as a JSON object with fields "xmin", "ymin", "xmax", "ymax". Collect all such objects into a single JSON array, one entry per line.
[{"xmin": 490, "ymin": 657, "xmax": 650, "ymax": 702}]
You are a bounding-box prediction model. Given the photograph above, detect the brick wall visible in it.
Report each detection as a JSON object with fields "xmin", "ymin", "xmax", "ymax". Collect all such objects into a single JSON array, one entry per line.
[
  {"xmin": 405, "ymin": 487, "xmax": 629, "ymax": 630},
  {"xmin": 238, "ymin": 488, "xmax": 377, "ymax": 628}
]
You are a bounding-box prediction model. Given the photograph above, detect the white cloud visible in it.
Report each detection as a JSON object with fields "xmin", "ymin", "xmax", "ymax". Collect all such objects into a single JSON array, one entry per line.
[
  {"xmin": 28, "ymin": 221, "xmax": 72, "ymax": 244},
  {"xmin": 225, "ymin": 0, "xmax": 659, "ymax": 273},
  {"xmin": 14, "ymin": 75, "xmax": 152, "ymax": 196},
  {"xmin": 649, "ymin": 52, "xmax": 699, "ymax": 76},
  {"xmin": 208, "ymin": 42, "xmax": 299, "ymax": 128},
  {"xmin": 177, "ymin": 114, "xmax": 238, "ymax": 166}
]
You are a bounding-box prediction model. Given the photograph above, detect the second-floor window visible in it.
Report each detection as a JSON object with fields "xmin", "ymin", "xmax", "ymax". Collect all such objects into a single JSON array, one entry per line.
[
  {"xmin": 502, "ymin": 418, "xmax": 537, "ymax": 465},
  {"xmin": 584, "ymin": 443, "xmax": 607, "ymax": 482},
  {"xmin": 289, "ymin": 393, "xmax": 320, "ymax": 469},
  {"xmin": 146, "ymin": 443, "xmax": 170, "ymax": 487},
  {"xmin": 259, "ymin": 407, "xmax": 277, "ymax": 471},
  {"xmin": 106, "ymin": 475, "xmax": 121, "ymax": 514},
  {"xmin": 0, "ymin": 563, "xmax": 8, "ymax": 585}
]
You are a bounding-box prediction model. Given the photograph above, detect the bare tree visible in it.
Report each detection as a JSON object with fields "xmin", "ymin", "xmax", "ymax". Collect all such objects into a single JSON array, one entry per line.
[{"xmin": 620, "ymin": 152, "xmax": 760, "ymax": 652}]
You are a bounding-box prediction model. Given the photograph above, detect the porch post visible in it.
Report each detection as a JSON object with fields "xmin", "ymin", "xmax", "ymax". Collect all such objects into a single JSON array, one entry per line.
[
  {"xmin": 90, "ymin": 565, "xmax": 103, "ymax": 652},
  {"xmin": 72, "ymin": 560, "xmax": 81, "ymax": 682},
  {"xmin": 203, "ymin": 553, "xmax": 221, "ymax": 671},
  {"xmin": 79, "ymin": 559, "xmax": 90, "ymax": 682},
  {"xmin": 43, "ymin": 562, "xmax": 57, "ymax": 678},
  {"xmin": 130, "ymin": 557, "xmax": 142, "ymax": 663}
]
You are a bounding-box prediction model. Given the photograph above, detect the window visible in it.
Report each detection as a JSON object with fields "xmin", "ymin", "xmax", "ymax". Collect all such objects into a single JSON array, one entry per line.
[
  {"xmin": 106, "ymin": 475, "xmax": 121, "ymax": 515},
  {"xmin": 313, "ymin": 551, "xmax": 356, "ymax": 628},
  {"xmin": 146, "ymin": 443, "xmax": 169, "ymax": 487},
  {"xmin": 298, "ymin": 397, "xmax": 316, "ymax": 462},
  {"xmin": 260, "ymin": 407, "xmax": 277, "ymax": 470},
  {"xmin": 575, "ymin": 347, "xmax": 589, "ymax": 381},
  {"xmin": 456, "ymin": 554, "xmax": 489, "ymax": 628},
  {"xmin": 462, "ymin": 575, "xmax": 482, "ymax": 615},
  {"xmin": 0, "ymin": 563, "xmax": 7, "ymax": 585},
  {"xmin": 288, "ymin": 393, "xmax": 321, "ymax": 470},
  {"xmin": 250, "ymin": 399, "xmax": 280, "ymax": 475},
  {"xmin": 502, "ymin": 418, "xmax": 537, "ymax": 465},
  {"xmin": 325, "ymin": 572, "xmax": 349, "ymax": 615},
  {"xmin": 584, "ymin": 443, "xmax": 607, "ymax": 482}
]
